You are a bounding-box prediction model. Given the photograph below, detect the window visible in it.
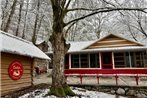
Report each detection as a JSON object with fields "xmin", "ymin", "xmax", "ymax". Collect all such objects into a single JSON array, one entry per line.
[
  {"xmin": 90, "ymin": 54, "xmax": 99, "ymax": 68},
  {"xmin": 71, "ymin": 53, "xmax": 100, "ymax": 68},
  {"xmin": 144, "ymin": 52, "xmax": 147, "ymax": 67},
  {"xmin": 114, "ymin": 52, "xmax": 146, "ymax": 68},
  {"xmin": 80, "ymin": 54, "xmax": 89, "ymax": 68},
  {"xmin": 114, "ymin": 53, "xmax": 125, "ymax": 68},
  {"xmin": 71, "ymin": 54, "xmax": 79, "ymax": 68},
  {"xmin": 125, "ymin": 52, "xmax": 131, "ymax": 67},
  {"xmin": 135, "ymin": 52, "xmax": 144, "ymax": 68}
]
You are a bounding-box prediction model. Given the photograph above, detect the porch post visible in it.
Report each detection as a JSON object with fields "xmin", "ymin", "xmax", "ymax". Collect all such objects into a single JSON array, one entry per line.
[
  {"xmin": 112, "ymin": 52, "xmax": 115, "ymax": 69},
  {"xmin": 88, "ymin": 54, "xmax": 90, "ymax": 68},
  {"xmin": 69, "ymin": 54, "xmax": 71, "ymax": 69},
  {"xmin": 99, "ymin": 52, "xmax": 102, "ymax": 69},
  {"xmin": 129, "ymin": 52, "xmax": 132, "ymax": 68}
]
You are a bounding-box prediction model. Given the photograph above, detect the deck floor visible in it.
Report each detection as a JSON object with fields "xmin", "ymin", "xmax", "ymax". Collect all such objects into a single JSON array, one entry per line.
[{"xmin": 33, "ymin": 73, "xmax": 147, "ymax": 87}]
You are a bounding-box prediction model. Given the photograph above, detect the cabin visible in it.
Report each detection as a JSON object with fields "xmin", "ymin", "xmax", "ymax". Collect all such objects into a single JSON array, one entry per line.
[
  {"xmin": 0, "ymin": 31, "xmax": 50, "ymax": 96},
  {"xmin": 36, "ymin": 40, "xmax": 49, "ymax": 52},
  {"xmin": 63, "ymin": 34, "xmax": 147, "ymax": 85}
]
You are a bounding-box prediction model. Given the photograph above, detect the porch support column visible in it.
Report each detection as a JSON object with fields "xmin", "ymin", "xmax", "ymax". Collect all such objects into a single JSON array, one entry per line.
[
  {"xmin": 88, "ymin": 54, "xmax": 90, "ymax": 68},
  {"xmin": 69, "ymin": 54, "xmax": 71, "ymax": 69},
  {"xmin": 99, "ymin": 53, "xmax": 102, "ymax": 69},
  {"xmin": 112, "ymin": 52, "xmax": 115, "ymax": 69},
  {"xmin": 129, "ymin": 52, "xmax": 132, "ymax": 68}
]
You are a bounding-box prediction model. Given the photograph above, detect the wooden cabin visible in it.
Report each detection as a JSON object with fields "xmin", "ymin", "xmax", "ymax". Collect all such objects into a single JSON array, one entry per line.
[
  {"xmin": 63, "ymin": 34, "xmax": 147, "ymax": 85},
  {"xmin": 0, "ymin": 31, "xmax": 50, "ymax": 96}
]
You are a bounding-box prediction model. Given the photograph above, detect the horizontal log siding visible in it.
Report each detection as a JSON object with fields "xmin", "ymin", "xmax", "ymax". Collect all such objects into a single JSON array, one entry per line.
[{"xmin": 0, "ymin": 52, "xmax": 33, "ymax": 96}]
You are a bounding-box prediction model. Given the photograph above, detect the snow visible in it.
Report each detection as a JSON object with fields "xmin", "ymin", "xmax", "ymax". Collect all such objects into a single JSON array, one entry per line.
[
  {"xmin": 68, "ymin": 41, "xmax": 96, "ymax": 52},
  {"xmin": 0, "ymin": 30, "xmax": 50, "ymax": 60},
  {"xmin": 19, "ymin": 87, "xmax": 127, "ymax": 98},
  {"xmin": 36, "ymin": 40, "xmax": 45, "ymax": 45}
]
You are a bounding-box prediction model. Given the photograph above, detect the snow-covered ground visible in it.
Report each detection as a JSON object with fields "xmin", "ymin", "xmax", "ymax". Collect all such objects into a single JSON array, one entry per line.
[{"xmin": 19, "ymin": 87, "xmax": 127, "ymax": 98}]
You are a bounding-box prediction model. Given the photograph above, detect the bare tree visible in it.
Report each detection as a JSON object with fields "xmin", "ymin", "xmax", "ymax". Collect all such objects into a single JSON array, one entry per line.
[
  {"xmin": 49, "ymin": 0, "xmax": 147, "ymax": 97},
  {"xmin": 113, "ymin": 0, "xmax": 147, "ymax": 41}
]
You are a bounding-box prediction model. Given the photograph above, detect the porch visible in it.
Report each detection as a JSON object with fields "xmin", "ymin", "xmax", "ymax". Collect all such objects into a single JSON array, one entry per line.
[{"xmin": 64, "ymin": 51, "xmax": 147, "ymax": 85}]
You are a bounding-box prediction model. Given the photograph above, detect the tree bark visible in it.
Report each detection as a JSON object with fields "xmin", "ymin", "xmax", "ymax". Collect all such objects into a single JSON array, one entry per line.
[
  {"xmin": 15, "ymin": 0, "xmax": 23, "ymax": 36},
  {"xmin": 22, "ymin": 0, "xmax": 29, "ymax": 39},
  {"xmin": 49, "ymin": 32, "xmax": 74, "ymax": 97},
  {"xmin": 32, "ymin": 0, "xmax": 40, "ymax": 44},
  {"xmin": 49, "ymin": 1, "xmax": 75, "ymax": 96},
  {"xmin": 3, "ymin": 0, "xmax": 17, "ymax": 32}
]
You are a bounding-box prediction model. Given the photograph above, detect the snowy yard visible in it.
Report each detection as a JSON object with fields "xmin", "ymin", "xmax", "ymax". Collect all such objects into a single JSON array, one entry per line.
[{"xmin": 19, "ymin": 87, "xmax": 126, "ymax": 98}]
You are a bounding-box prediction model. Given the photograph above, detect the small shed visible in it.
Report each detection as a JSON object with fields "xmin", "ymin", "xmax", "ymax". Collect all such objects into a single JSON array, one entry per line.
[{"xmin": 0, "ymin": 31, "xmax": 50, "ymax": 96}]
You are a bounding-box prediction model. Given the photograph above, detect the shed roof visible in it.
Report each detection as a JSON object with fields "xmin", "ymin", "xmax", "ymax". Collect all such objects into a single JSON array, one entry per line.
[
  {"xmin": 0, "ymin": 30, "xmax": 50, "ymax": 60},
  {"xmin": 68, "ymin": 33, "xmax": 147, "ymax": 53}
]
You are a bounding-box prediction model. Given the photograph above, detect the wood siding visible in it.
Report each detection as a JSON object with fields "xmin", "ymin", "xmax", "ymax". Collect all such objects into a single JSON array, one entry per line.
[
  {"xmin": 86, "ymin": 34, "xmax": 143, "ymax": 49},
  {"xmin": 0, "ymin": 52, "xmax": 33, "ymax": 96}
]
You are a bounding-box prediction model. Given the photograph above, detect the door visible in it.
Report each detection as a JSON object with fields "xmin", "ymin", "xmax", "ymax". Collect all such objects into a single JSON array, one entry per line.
[{"xmin": 101, "ymin": 52, "xmax": 113, "ymax": 69}]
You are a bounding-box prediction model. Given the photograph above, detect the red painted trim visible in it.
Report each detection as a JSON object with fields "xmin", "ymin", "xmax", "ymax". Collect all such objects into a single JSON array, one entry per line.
[{"xmin": 64, "ymin": 69, "xmax": 147, "ymax": 74}]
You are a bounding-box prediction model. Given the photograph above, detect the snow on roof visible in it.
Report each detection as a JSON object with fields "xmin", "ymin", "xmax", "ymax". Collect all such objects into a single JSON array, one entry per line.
[
  {"xmin": 69, "ymin": 46, "xmax": 147, "ymax": 53},
  {"xmin": 0, "ymin": 31, "xmax": 50, "ymax": 60},
  {"xmin": 68, "ymin": 33, "xmax": 147, "ymax": 53},
  {"xmin": 36, "ymin": 40, "xmax": 45, "ymax": 45},
  {"xmin": 68, "ymin": 41, "xmax": 96, "ymax": 52}
]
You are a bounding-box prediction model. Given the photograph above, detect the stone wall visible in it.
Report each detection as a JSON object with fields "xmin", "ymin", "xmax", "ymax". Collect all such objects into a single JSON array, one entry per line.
[{"xmin": 73, "ymin": 85, "xmax": 147, "ymax": 98}]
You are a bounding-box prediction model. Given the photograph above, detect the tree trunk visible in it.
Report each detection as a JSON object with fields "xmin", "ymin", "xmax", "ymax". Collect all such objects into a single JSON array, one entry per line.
[
  {"xmin": 49, "ymin": 33, "xmax": 75, "ymax": 97},
  {"xmin": 49, "ymin": 0, "xmax": 75, "ymax": 96},
  {"xmin": 15, "ymin": 0, "xmax": 23, "ymax": 36},
  {"xmin": 22, "ymin": 0, "xmax": 29, "ymax": 39},
  {"xmin": 32, "ymin": 0, "xmax": 40, "ymax": 44},
  {"xmin": 3, "ymin": 0, "xmax": 17, "ymax": 32}
]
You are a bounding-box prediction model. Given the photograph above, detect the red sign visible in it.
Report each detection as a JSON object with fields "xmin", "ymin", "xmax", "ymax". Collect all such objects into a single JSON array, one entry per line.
[{"xmin": 8, "ymin": 61, "xmax": 23, "ymax": 80}]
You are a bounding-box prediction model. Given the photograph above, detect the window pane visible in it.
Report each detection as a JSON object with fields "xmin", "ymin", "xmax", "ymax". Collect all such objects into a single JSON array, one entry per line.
[
  {"xmin": 125, "ymin": 52, "xmax": 131, "ymax": 67},
  {"xmin": 135, "ymin": 52, "xmax": 144, "ymax": 68},
  {"xmin": 114, "ymin": 53, "xmax": 125, "ymax": 68},
  {"xmin": 90, "ymin": 54, "xmax": 99, "ymax": 68},
  {"xmin": 80, "ymin": 54, "xmax": 89, "ymax": 68},
  {"xmin": 71, "ymin": 54, "xmax": 79, "ymax": 68},
  {"xmin": 144, "ymin": 52, "xmax": 147, "ymax": 67}
]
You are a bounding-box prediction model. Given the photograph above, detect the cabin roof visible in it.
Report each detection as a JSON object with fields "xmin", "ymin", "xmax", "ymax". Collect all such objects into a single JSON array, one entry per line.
[
  {"xmin": 0, "ymin": 30, "xmax": 50, "ymax": 60},
  {"xmin": 68, "ymin": 33, "xmax": 147, "ymax": 53}
]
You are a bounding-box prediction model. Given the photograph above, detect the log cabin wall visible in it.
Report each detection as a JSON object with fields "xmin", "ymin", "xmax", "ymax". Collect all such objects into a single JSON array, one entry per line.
[{"xmin": 0, "ymin": 52, "xmax": 33, "ymax": 96}]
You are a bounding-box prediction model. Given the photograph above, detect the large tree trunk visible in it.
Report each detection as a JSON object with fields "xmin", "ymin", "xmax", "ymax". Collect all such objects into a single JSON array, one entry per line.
[
  {"xmin": 49, "ymin": 0, "xmax": 75, "ymax": 96},
  {"xmin": 49, "ymin": 33, "xmax": 75, "ymax": 97}
]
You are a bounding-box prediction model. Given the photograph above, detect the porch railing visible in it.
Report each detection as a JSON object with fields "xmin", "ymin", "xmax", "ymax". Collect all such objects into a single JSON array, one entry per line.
[{"xmin": 64, "ymin": 69, "xmax": 147, "ymax": 85}]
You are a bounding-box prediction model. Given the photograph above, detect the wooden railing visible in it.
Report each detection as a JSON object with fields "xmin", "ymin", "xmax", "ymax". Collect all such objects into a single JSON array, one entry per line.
[{"xmin": 64, "ymin": 69, "xmax": 147, "ymax": 85}]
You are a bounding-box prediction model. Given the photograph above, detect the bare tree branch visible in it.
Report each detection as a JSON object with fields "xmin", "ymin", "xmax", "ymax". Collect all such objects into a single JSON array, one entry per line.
[
  {"xmin": 65, "ymin": 7, "xmax": 147, "ymax": 26},
  {"xmin": 102, "ymin": 0, "xmax": 116, "ymax": 7},
  {"xmin": 67, "ymin": 7, "xmax": 110, "ymax": 12},
  {"xmin": 65, "ymin": 0, "xmax": 72, "ymax": 10},
  {"xmin": 65, "ymin": 21, "xmax": 77, "ymax": 34}
]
